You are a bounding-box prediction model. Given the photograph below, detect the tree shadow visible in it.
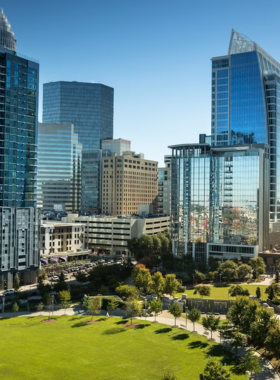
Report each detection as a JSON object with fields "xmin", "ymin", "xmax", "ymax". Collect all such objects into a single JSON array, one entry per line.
[
  {"xmin": 172, "ymin": 333, "xmax": 189, "ymax": 341},
  {"xmin": 230, "ymin": 363, "xmax": 246, "ymax": 375},
  {"xmin": 71, "ymin": 321, "xmax": 88, "ymax": 328},
  {"xmin": 115, "ymin": 319, "xmax": 129, "ymax": 325},
  {"xmin": 98, "ymin": 317, "xmax": 107, "ymax": 322},
  {"xmin": 103, "ymin": 327, "xmax": 127, "ymax": 335},
  {"xmin": 68, "ymin": 316, "xmax": 84, "ymax": 321},
  {"xmin": 206, "ymin": 345, "xmax": 237, "ymax": 365},
  {"xmin": 135, "ymin": 324, "xmax": 151, "ymax": 330},
  {"xmin": 188, "ymin": 340, "xmax": 209, "ymax": 349},
  {"xmin": 155, "ymin": 328, "xmax": 172, "ymax": 334}
]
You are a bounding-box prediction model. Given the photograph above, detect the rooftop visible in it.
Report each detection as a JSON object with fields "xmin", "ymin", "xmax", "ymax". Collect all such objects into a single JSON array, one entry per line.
[{"xmin": 0, "ymin": 9, "xmax": 16, "ymax": 52}]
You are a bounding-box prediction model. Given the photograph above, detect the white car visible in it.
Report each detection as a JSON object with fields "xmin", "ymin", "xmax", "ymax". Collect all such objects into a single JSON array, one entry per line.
[
  {"xmin": 3, "ymin": 289, "xmax": 15, "ymax": 296},
  {"xmin": 51, "ymin": 276, "xmax": 59, "ymax": 282}
]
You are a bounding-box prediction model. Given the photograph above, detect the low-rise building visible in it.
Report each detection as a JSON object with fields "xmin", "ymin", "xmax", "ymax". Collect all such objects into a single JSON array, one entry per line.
[
  {"xmin": 40, "ymin": 222, "xmax": 91, "ymax": 263},
  {"xmin": 63, "ymin": 214, "xmax": 170, "ymax": 257}
]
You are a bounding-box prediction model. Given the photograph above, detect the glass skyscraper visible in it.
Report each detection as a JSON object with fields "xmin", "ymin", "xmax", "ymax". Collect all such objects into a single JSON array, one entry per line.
[
  {"xmin": 38, "ymin": 123, "xmax": 82, "ymax": 212},
  {"xmin": 42, "ymin": 81, "xmax": 114, "ymax": 151},
  {"xmin": 212, "ymin": 29, "xmax": 280, "ymax": 224}
]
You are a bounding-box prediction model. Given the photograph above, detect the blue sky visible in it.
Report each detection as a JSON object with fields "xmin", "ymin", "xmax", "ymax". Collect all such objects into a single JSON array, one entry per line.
[{"xmin": 4, "ymin": 0, "xmax": 280, "ymax": 164}]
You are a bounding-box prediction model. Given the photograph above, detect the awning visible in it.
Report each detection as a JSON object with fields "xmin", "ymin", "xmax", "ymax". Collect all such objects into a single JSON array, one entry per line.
[
  {"xmin": 59, "ymin": 256, "xmax": 67, "ymax": 261},
  {"xmin": 51, "ymin": 257, "xmax": 58, "ymax": 262},
  {"xmin": 40, "ymin": 258, "xmax": 48, "ymax": 264}
]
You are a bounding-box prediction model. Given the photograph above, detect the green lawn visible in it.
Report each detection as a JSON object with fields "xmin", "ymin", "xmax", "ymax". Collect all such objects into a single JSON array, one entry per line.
[
  {"xmin": 177, "ymin": 284, "xmax": 268, "ymax": 300},
  {"xmin": 0, "ymin": 316, "xmax": 246, "ymax": 380}
]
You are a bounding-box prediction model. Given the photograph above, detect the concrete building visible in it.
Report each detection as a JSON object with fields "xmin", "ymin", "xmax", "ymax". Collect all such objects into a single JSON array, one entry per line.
[
  {"xmin": 37, "ymin": 123, "xmax": 82, "ymax": 213},
  {"xmin": 40, "ymin": 221, "xmax": 90, "ymax": 263},
  {"xmin": 158, "ymin": 156, "xmax": 171, "ymax": 215},
  {"xmin": 102, "ymin": 151, "xmax": 158, "ymax": 216},
  {"xmin": 0, "ymin": 10, "xmax": 40, "ymax": 289},
  {"xmin": 63, "ymin": 214, "xmax": 170, "ymax": 257},
  {"xmin": 101, "ymin": 138, "xmax": 131, "ymax": 156}
]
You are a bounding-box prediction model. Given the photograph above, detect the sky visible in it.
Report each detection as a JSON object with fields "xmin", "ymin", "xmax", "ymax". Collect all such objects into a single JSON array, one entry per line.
[{"xmin": 3, "ymin": 0, "xmax": 280, "ymax": 165}]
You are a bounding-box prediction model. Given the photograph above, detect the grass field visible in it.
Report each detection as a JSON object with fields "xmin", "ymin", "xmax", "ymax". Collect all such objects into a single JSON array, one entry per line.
[
  {"xmin": 177, "ymin": 284, "xmax": 269, "ymax": 300},
  {"xmin": 0, "ymin": 316, "xmax": 247, "ymax": 380}
]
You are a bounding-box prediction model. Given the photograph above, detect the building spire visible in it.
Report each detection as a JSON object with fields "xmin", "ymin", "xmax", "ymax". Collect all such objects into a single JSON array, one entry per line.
[{"xmin": 0, "ymin": 9, "xmax": 17, "ymax": 52}]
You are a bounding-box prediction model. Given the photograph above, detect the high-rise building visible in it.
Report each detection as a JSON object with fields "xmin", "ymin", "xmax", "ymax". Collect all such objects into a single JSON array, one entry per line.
[
  {"xmin": 0, "ymin": 10, "xmax": 40, "ymax": 288},
  {"xmin": 37, "ymin": 123, "xmax": 82, "ymax": 212},
  {"xmin": 211, "ymin": 30, "xmax": 280, "ymax": 225},
  {"xmin": 101, "ymin": 138, "xmax": 131, "ymax": 156},
  {"xmin": 169, "ymin": 142, "xmax": 269, "ymax": 262},
  {"xmin": 158, "ymin": 156, "xmax": 171, "ymax": 215},
  {"xmin": 42, "ymin": 81, "xmax": 114, "ymax": 151},
  {"xmin": 102, "ymin": 152, "xmax": 158, "ymax": 216}
]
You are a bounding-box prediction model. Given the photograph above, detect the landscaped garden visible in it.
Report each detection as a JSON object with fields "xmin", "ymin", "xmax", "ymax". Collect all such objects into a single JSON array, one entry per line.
[{"xmin": 0, "ymin": 316, "xmax": 247, "ymax": 380}]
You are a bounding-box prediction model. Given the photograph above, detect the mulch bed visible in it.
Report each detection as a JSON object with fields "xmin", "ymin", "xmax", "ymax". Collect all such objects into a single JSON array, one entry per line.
[
  {"xmin": 122, "ymin": 323, "xmax": 141, "ymax": 329},
  {"xmin": 84, "ymin": 320, "xmax": 99, "ymax": 325},
  {"xmin": 41, "ymin": 319, "xmax": 57, "ymax": 323}
]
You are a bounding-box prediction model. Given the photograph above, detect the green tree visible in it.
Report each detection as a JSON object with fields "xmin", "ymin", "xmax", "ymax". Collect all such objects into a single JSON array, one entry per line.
[
  {"xmin": 13, "ymin": 273, "xmax": 20, "ymax": 291},
  {"xmin": 75, "ymin": 272, "xmax": 88, "ymax": 283},
  {"xmin": 98, "ymin": 286, "xmax": 108, "ymax": 296},
  {"xmin": 107, "ymin": 298, "xmax": 119, "ymax": 316},
  {"xmin": 36, "ymin": 302, "xmax": 44, "ymax": 314},
  {"xmin": 237, "ymin": 264, "xmax": 252, "ymax": 281},
  {"xmin": 59, "ymin": 290, "xmax": 71, "ymax": 314},
  {"xmin": 152, "ymin": 235, "xmax": 161, "ymax": 252},
  {"xmin": 208, "ymin": 257, "xmax": 219, "ymax": 272},
  {"xmin": 250, "ymin": 307, "xmax": 278, "ymax": 347},
  {"xmin": 59, "ymin": 271, "xmax": 65, "ymax": 282},
  {"xmin": 169, "ymin": 302, "xmax": 182, "ymax": 326},
  {"xmin": 231, "ymin": 331, "xmax": 244, "ymax": 352},
  {"xmin": 53, "ymin": 280, "xmax": 68, "ymax": 292},
  {"xmin": 149, "ymin": 298, "xmax": 162, "ymax": 322},
  {"xmin": 12, "ymin": 302, "xmax": 19, "ymax": 313},
  {"xmin": 227, "ymin": 297, "xmax": 258, "ymax": 333},
  {"xmin": 115, "ymin": 284, "xmax": 139, "ymax": 300},
  {"xmin": 127, "ymin": 238, "xmax": 140, "ymax": 259},
  {"xmin": 256, "ymin": 286, "xmax": 261, "ymax": 299},
  {"xmin": 151, "ymin": 271, "xmax": 165, "ymax": 297},
  {"xmin": 249, "ymin": 257, "xmax": 266, "ymax": 276},
  {"xmin": 219, "ymin": 260, "xmax": 238, "ymax": 282},
  {"xmin": 164, "ymin": 274, "xmax": 179, "ymax": 296},
  {"xmin": 125, "ymin": 298, "xmax": 142, "ymax": 325},
  {"xmin": 228, "ymin": 285, "xmax": 250, "ymax": 297},
  {"xmin": 140, "ymin": 235, "xmax": 154, "ymax": 255},
  {"xmin": 207, "ymin": 272, "xmax": 215, "ymax": 282},
  {"xmin": 202, "ymin": 314, "xmax": 220, "ymax": 340},
  {"xmin": 265, "ymin": 283, "xmax": 280, "ymax": 300},
  {"xmin": 132, "ymin": 264, "xmax": 152, "ymax": 294},
  {"xmin": 84, "ymin": 297, "xmax": 102, "ymax": 321},
  {"xmin": 276, "ymin": 270, "xmax": 280, "ymax": 283},
  {"xmin": 240, "ymin": 349, "xmax": 262, "ymax": 379},
  {"xmin": 194, "ymin": 285, "xmax": 211, "ymax": 298},
  {"xmin": 187, "ymin": 307, "xmax": 201, "ymax": 332},
  {"xmin": 265, "ymin": 325, "xmax": 280, "ymax": 358},
  {"xmin": 194, "ymin": 270, "xmax": 206, "ymax": 284},
  {"xmin": 158, "ymin": 234, "xmax": 170, "ymax": 252},
  {"xmin": 200, "ymin": 358, "xmax": 230, "ymax": 380}
]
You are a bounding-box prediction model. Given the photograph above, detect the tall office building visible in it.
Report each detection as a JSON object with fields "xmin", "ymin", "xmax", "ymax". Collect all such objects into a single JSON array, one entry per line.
[
  {"xmin": 102, "ymin": 152, "xmax": 158, "ymax": 216},
  {"xmin": 211, "ymin": 29, "xmax": 280, "ymax": 225},
  {"xmin": 0, "ymin": 10, "xmax": 40, "ymax": 288},
  {"xmin": 37, "ymin": 123, "xmax": 82, "ymax": 212},
  {"xmin": 42, "ymin": 81, "xmax": 114, "ymax": 151},
  {"xmin": 158, "ymin": 156, "xmax": 171, "ymax": 215}
]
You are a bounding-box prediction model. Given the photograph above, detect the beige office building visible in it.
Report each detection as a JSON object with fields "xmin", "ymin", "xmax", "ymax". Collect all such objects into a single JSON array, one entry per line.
[{"xmin": 102, "ymin": 151, "xmax": 158, "ymax": 216}]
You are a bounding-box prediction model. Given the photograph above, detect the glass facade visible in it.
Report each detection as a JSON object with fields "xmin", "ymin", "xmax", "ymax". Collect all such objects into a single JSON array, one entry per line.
[
  {"xmin": 170, "ymin": 143, "xmax": 269, "ymax": 255},
  {"xmin": 43, "ymin": 82, "xmax": 114, "ymax": 151},
  {"xmin": 37, "ymin": 123, "xmax": 82, "ymax": 212},
  {"xmin": 0, "ymin": 50, "xmax": 39, "ymax": 208}
]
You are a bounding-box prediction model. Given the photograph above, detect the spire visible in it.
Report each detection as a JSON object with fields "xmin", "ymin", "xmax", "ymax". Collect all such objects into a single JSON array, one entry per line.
[
  {"xmin": 228, "ymin": 29, "xmax": 255, "ymax": 55},
  {"xmin": 0, "ymin": 9, "xmax": 16, "ymax": 52}
]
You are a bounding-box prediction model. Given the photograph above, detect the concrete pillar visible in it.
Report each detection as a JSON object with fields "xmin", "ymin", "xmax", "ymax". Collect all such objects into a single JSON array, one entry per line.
[{"xmin": 192, "ymin": 242, "xmax": 195, "ymax": 260}]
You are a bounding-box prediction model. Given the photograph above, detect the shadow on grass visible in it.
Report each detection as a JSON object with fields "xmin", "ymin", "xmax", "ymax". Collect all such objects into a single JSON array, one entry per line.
[
  {"xmin": 155, "ymin": 328, "xmax": 172, "ymax": 334},
  {"xmin": 68, "ymin": 316, "xmax": 85, "ymax": 321},
  {"xmin": 230, "ymin": 363, "xmax": 246, "ymax": 375},
  {"xmin": 188, "ymin": 340, "xmax": 209, "ymax": 349},
  {"xmin": 103, "ymin": 327, "xmax": 127, "ymax": 335},
  {"xmin": 206, "ymin": 345, "xmax": 237, "ymax": 366},
  {"xmin": 98, "ymin": 317, "xmax": 107, "ymax": 322},
  {"xmin": 115, "ymin": 319, "xmax": 129, "ymax": 325},
  {"xmin": 71, "ymin": 321, "xmax": 89, "ymax": 328},
  {"xmin": 135, "ymin": 324, "xmax": 151, "ymax": 330},
  {"xmin": 172, "ymin": 333, "xmax": 189, "ymax": 341}
]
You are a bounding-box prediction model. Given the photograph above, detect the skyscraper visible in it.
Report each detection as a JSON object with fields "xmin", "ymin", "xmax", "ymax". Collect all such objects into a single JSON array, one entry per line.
[
  {"xmin": 0, "ymin": 10, "xmax": 40, "ymax": 288},
  {"xmin": 211, "ymin": 29, "xmax": 280, "ymax": 225},
  {"xmin": 37, "ymin": 123, "xmax": 82, "ymax": 212},
  {"xmin": 42, "ymin": 81, "xmax": 114, "ymax": 151}
]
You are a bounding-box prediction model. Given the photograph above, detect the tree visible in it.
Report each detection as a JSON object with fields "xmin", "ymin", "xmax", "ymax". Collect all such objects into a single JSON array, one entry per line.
[
  {"xmin": 228, "ymin": 285, "xmax": 250, "ymax": 297},
  {"xmin": 207, "ymin": 272, "xmax": 215, "ymax": 282},
  {"xmin": 202, "ymin": 314, "xmax": 220, "ymax": 340},
  {"xmin": 53, "ymin": 280, "xmax": 68, "ymax": 292},
  {"xmin": 75, "ymin": 272, "xmax": 88, "ymax": 283},
  {"xmin": 227, "ymin": 297, "xmax": 258, "ymax": 333},
  {"xmin": 194, "ymin": 270, "xmax": 206, "ymax": 284},
  {"xmin": 200, "ymin": 358, "xmax": 230, "ymax": 380},
  {"xmin": 187, "ymin": 308, "xmax": 201, "ymax": 332},
  {"xmin": 36, "ymin": 302, "xmax": 44, "ymax": 314},
  {"xmin": 194, "ymin": 285, "xmax": 211, "ymax": 298},
  {"xmin": 249, "ymin": 257, "xmax": 266, "ymax": 276},
  {"xmin": 208, "ymin": 257, "xmax": 219, "ymax": 272},
  {"xmin": 276, "ymin": 270, "xmax": 280, "ymax": 283},
  {"xmin": 256, "ymin": 286, "xmax": 261, "ymax": 299},
  {"xmin": 240, "ymin": 349, "xmax": 262, "ymax": 379},
  {"xmin": 107, "ymin": 298, "xmax": 119, "ymax": 316},
  {"xmin": 132, "ymin": 265, "xmax": 152, "ymax": 294},
  {"xmin": 12, "ymin": 302, "xmax": 19, "ymax": 313},
  {"xmin": 250, "ymin": 307, "xmax": 278, "ymax": 347},
  {"xmin": 265, "ymin": 326, "xmax": 280, "ymax": 358},
  {"xmin": 125, "ymin": 298, "xmax": 142, "ymax": 325},
  {"xmin": 59, "ymin": 271, "xmax": 65, "ymax": 282},
  {"xmin": 169, "ymin": 302, "xmax": 182, "ymax": 326},
  {"xmin": 152, "ymin": 235, "xmax": 161, "ymax": 252},
  {"xmin": 237, "ymin": 264, "xmax": 252, "ymax": 281},
  {"xmin": 13, "ymin": 273, "xmax": 20, "ymax": 291},
  {"xmin": 164, "ymin": 274, "xmax": 179, "ymax": 296},
  {"xmin": 151, "ymin": 271, "xmax": 165, "ymax": 297},
  {"xmin": 59, "ymin": 290, "xmax": 71, "ymax": 315},
  {"xmin": 98, "ymin": 286, "xmax": 108, "ymax": 296},
  {"xmin": 219, "ymin": 260, "xmax": 238, "ymax": 282},
  {"xmin": 265, "ymin": 283, "xmax": 280, "ymax": 300},
  {"xmin": 150, "ymin": 298, "xmax": 162, "ymax": 322},
  {"xmin": 115, "ymin": 284, "xmax": 139, "ymax": 300},
  {"xmin": 84, "ymin": 297, "xmax": 102, "ymax": 321},
  {"xmin": 231, "ymin": 331, "xmax": 244, "ymax": 352}
]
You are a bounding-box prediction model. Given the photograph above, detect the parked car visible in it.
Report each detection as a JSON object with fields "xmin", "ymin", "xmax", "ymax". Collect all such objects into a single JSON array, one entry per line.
[
  {"xmin": 51, "ymin": 276, "xmax": 59, "ymax": 282},
  {"xmin": 3, "ymin": 289, "xmax": 15, "ymax": 296}
]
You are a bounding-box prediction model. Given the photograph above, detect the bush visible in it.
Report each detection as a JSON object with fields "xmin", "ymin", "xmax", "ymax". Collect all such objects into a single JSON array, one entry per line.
[
  {"xmin": 272, "ymin": 297, "xmax": 280, "ymax": 305},
  {"xmin": 177, "ymin": 284, "xmax": 185, "ymax": 293},
  {"xmin": 228, "ymin": 285, "xmax": 250, "ymax": 297}
]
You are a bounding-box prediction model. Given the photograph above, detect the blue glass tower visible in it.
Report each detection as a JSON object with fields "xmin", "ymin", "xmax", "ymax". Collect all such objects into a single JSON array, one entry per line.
[
  {"xmin": 42, "ymin": 81, "xmax": 114, "ymax": 151},
  {"xmin": 211, "ymin": 30, "xmax": 280, "ymax": 224}
]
